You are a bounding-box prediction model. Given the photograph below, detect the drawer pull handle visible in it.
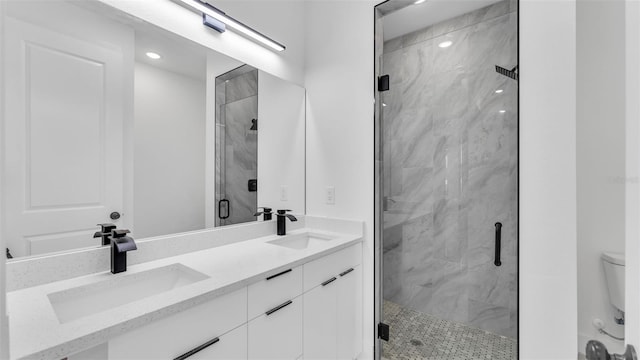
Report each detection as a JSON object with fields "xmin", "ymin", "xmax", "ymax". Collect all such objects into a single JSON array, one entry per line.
[
  {"xmin": 173, "ymin": 337, "xmax": 220, "ymax": 360},
  {"xmin": 266, "ymin": 268, "xmax": 292, "ymax": 280},
  {"xmin": 339, "ymin": 268, "xmax": 354, "ymax": 277},
  {"xmin": 266, "ymin": 300, "xmax": 293, "ymax": 316},
  {"xmin": 322, "ymin": 277, "xmax": 337, "ymax": 286}
]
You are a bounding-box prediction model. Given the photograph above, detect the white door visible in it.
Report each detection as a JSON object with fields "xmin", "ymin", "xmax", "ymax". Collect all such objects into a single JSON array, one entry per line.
[{"xmin": 3, "ymin": 15, "xmax": 126, "ymax": 257}]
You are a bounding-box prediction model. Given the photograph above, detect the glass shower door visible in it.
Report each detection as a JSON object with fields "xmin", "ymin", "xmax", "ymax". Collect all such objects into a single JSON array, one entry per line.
[
  {"xmin": 376, "ymin": 1, "xmax": 518, "ymax": 358},
  {"xmin": 214, "ymin": 65, "xmax": 259, "ymax": 226}
]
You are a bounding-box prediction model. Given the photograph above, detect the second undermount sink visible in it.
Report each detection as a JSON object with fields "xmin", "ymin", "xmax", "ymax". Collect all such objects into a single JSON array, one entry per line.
[
  {"xmin": 267, "ymin": 232, "xmax": 335, "ymax": 250},
  {"xmin": 48, "ymin": 263, "xmax": 209, "ymax": 324}
]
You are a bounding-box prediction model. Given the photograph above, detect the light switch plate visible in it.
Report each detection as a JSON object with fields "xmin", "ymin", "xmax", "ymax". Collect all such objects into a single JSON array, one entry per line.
[
  {"xmin": 280, "ymin": 186, "xmax": 289, "ymax": 201},
  {"xmin": 326, "ymin": 186, "xmax": 335, "ymax": 205}
]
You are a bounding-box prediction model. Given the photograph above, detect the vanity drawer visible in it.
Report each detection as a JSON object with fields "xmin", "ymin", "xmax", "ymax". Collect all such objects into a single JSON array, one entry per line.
[
  {"xmin": 248, "ymin": 265, "xmax": 302, "ymax": 320},
  {"xmin": 108, "ymin": 287, "xmax": 247, "ymax": 360},
  {"xmin": 303, "ymin": 243, "xmax": 362, "ymax": 292}
]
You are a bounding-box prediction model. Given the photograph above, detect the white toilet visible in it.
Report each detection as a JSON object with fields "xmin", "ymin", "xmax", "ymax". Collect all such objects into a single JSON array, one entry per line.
[{"xmin": 602, "ymin": 252, "xmax": 625, "ymax": 324}]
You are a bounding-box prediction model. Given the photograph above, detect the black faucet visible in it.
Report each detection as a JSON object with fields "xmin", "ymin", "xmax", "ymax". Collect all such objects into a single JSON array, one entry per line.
[
  {"xmin": 276, "ymin": 209, "xmax": 297, "ymax": 236},
  {"xmin": 110, "ymin": 229, "xmax": 137, "ymax": 274},
  {"xmin": 94, "ymin": 223, "xmax": 117, "ymax": 246},
  {"xmin": 254, "ymin": 207, "xmax": 273, "ymax": 221}
]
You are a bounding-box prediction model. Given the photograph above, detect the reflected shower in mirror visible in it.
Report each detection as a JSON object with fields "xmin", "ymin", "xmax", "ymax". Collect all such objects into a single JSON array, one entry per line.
[{"xmin": 1, "ymin": 0, "xmax": 305, "ymax": 259}]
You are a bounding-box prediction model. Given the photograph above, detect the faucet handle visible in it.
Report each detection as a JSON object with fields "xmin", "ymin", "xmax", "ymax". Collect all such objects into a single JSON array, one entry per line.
[
  {"xmin": 94, "ymin": 224, "xmax": 117, "ymax": 245},
  {"xmin": 276, "ymin": 209, "xmax": 297, "ymax": 222},
  {"xmin": 255, "ymin": 207, "xmax": 274, "ymax": 221},
  {"xmin": 254, "ymin": 207, "xmax": 273, "ymax": 216},
  {"xmin": 112, "ymin": 229, "xmax": 131, "ymax": 238},
  {"xmin": 96, "ymin": 223, "xmax": 117, "ymax": 234}
]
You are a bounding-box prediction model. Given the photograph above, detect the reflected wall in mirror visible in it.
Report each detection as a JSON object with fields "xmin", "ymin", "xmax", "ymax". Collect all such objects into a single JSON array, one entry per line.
[{"xmin": 1, "ymin": 0, "xmax": 305, "ymax": 259}]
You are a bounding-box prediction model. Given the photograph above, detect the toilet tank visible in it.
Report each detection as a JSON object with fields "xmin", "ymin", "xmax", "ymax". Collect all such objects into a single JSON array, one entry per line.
[{"xmin": 602, "ymin": 252, "xmax": 625, "ymax": 312}]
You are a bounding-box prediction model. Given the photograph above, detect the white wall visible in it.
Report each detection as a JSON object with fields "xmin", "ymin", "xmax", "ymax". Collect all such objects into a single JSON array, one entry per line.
[
  {"xmin": 520, "ymin": 1, "xmax": 577, "ymax": 358},
  {"xmin": 625, "ymin": 0, "xmax": 640, "ymax": 350},
  {"xmin": 134, "ymin": 62, "xmax": 206, "ymax": 238},
  {"xmin": 257, "ymin": 71, "xmax": 306, "ymax": 215},
  {"xmin": 304, "ymin": 1, "xmax": 375, "ymax": 357},
  {"xmin": 0, "ymin": 0, "xmax": 7, "ymax": 356},
  {"xmin": 576, "ymin": 0, "xmax": 626, "ymax": 353},
  {"xmin": 98, "ymin": 0, "xmax": 306, "ymax": 86}
]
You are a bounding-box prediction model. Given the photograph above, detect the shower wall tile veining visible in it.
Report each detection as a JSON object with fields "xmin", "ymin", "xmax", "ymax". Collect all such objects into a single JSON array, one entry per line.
[
  {"xmin": 215, "ymin": 66, "xmax": 258, "ymax": 226},
  {"xmin": 381, "ymin": 0, "xmax": 517, "ymax": 339}
]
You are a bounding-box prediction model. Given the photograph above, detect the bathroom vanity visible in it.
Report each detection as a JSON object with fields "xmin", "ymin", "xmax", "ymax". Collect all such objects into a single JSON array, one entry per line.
[{"xmin": 6, "ymin": 217, "xmax": 363, "ymax": 360}]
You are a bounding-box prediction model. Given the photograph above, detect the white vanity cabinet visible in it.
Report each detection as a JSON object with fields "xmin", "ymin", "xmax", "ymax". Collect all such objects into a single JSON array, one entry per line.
[
  {"xmin": 302, "ymin": 244, "xmax": 362, "ymax": 360},
  {"xmin": 247, "ymin": 266, "xmax": 304, "ymax": 359},
  {"xmin": 102, "ymin": 243, "xmax": 361, "ymax": 360},
  {"xmin": 108, "ymin": 287, "xmax": 247, "ymax": 360}
]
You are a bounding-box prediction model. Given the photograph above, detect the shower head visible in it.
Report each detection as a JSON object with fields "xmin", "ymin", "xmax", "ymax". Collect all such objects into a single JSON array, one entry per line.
[{"xmin": 496, "ymin": 65, "xmax": 518, "ymax": 81}]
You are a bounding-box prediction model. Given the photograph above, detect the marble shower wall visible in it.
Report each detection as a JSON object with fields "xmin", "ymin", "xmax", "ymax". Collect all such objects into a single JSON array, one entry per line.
[
  {"xmin": 381, "ymin": 0, "xmax": 518, "ymax": 338},
  {"xmin": 215, "ymin": 66, "xmax": 258, "ymax": 226}
]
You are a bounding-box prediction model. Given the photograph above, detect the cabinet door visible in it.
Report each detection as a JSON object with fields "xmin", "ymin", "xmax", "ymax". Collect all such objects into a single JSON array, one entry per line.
[
  {"xmin": 248, "ymin": 295, "xmax": 302, "ymax": 359},
  {"xmin": 303, "ymin": 278, "xmax": 338, "ymax": 359},
  {"xmin": 189, "ymin": 324, "xmax": 247, "ymax": 360},
  {"xmin": 336, "ymin": 265, "xmax": 362, "ymax": 360}
]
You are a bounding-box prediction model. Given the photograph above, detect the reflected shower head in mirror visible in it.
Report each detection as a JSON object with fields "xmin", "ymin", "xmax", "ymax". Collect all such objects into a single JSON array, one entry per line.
[{"xmin": 250, "ymin": 118, "xmax": 258, "ymax": 131}]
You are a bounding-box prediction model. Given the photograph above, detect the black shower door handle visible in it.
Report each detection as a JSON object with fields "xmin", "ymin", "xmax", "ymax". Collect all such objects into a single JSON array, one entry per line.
[
  {"xmin": 218, "ymin": 199, "xmax": 230, "ymax": 219},
  {"xmin": 494, "ymin": 222, "xmax": 502, "ymax": 266}
]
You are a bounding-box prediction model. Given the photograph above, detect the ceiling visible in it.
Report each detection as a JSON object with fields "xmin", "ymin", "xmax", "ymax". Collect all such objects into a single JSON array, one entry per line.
[
  {"xmin": 134, "ymin": 25, "xmax": 208, "ymax": 81},
  {"xmin": 382, "ymin": 0, "xmax": 502, "ymax": 41}
]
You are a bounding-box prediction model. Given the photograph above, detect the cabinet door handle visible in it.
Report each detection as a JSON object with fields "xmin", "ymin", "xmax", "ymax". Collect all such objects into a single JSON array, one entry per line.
[
  {"xmin": 266, "ymin": 268, "xmax": 292, "ymax": 280},
  {"xmin": 266, "ymin": 300, "xmax": 293, "ymax": 316},
  {"xmin": 339, "ymin": 268, "xmax": 354, "ymax": 277},
  {"xmin": 173, "ymin": 337, "xmax": 220, "ymax": 360},
  {"xmin": 322, "ymin": 277, "xmax": 337, "ymax": 286}
]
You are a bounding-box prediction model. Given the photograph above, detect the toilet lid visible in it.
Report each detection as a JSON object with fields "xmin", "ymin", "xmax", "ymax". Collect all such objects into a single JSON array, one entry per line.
[{"xmin": 602, "ymin": 252, "xmax": 625, "ymax": 266}]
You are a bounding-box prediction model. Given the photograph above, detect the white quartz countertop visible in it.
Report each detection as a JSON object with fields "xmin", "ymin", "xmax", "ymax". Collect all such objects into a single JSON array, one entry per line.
[{"xmin": 7, "ymin": 228, "xmax": 362, "ymax": 360}]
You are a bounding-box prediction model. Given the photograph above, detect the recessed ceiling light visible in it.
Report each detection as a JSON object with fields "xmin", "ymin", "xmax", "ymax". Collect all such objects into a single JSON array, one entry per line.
[
  {"xmin": 495, "ymin": 89, "xmax": 504, "ymax": 94},
  {"xmin": 414, "ymin": 0, "xmax": 427, "ymax": 4},
  {"xmin": 499, "ymin": 110, "xmax": 506, "ymax": 113},
  {"xmin": 145, "ymin": 52, "xmax": 161, "ymax": 60},
  {"xmin": 438, "ymin": 41, "xmax": 453, "ymax": 48}
]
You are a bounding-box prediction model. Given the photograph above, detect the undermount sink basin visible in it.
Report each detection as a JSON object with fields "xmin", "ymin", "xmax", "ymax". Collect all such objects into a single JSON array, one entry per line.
[
  {"xmin": 48, "ymin": 263, "xmax": 209, "ymax": 323},
  {"xmin": 267, "ymin": 232, "xmax": 335, "ymax": 250}
]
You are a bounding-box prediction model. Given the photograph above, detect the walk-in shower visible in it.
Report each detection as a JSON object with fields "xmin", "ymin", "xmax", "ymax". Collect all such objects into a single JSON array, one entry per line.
[
  {"xmin": 374, "ymin": 1, "xmax": 518, "ymax": 358},
  {"xmin": 215, "ymin": 65, "xmax": 259, "ymax": 226}
]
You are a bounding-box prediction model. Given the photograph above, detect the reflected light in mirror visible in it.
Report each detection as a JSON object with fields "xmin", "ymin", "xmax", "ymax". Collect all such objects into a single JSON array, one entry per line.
[
  {"xmin": 145, "ymin": 52, "xmax": 162, "ymax": 60},
  {"xmin": 495, "ymin": 89, "xmax": 504, "ymax": 94},
  {"xmin": 438, "ymin": 40, "xmax": 453, "ymax": 48}
]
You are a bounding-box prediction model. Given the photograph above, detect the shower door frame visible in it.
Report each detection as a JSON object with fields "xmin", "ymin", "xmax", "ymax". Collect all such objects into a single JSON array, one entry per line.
[{"xmin": 372, "ymin": 1, "xmax": 520, "ymax": 358}]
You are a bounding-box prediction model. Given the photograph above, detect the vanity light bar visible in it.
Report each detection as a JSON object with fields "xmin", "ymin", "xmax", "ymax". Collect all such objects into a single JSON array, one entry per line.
[{"xmin": 177, "ymin": 0, "xmax": 286, "ymax": 52}]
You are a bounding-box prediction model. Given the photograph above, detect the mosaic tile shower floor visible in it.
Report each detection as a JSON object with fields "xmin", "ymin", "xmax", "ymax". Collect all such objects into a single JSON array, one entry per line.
[{"xmin": 382, "ymin": 301, "xmax": 517, "ymax": 360}]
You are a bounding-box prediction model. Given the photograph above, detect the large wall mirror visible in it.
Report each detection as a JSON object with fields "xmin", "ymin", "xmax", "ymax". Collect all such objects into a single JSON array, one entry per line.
[{"xmin": 1, "ymin": 0, "xmax": 305, "ymax": 259}]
